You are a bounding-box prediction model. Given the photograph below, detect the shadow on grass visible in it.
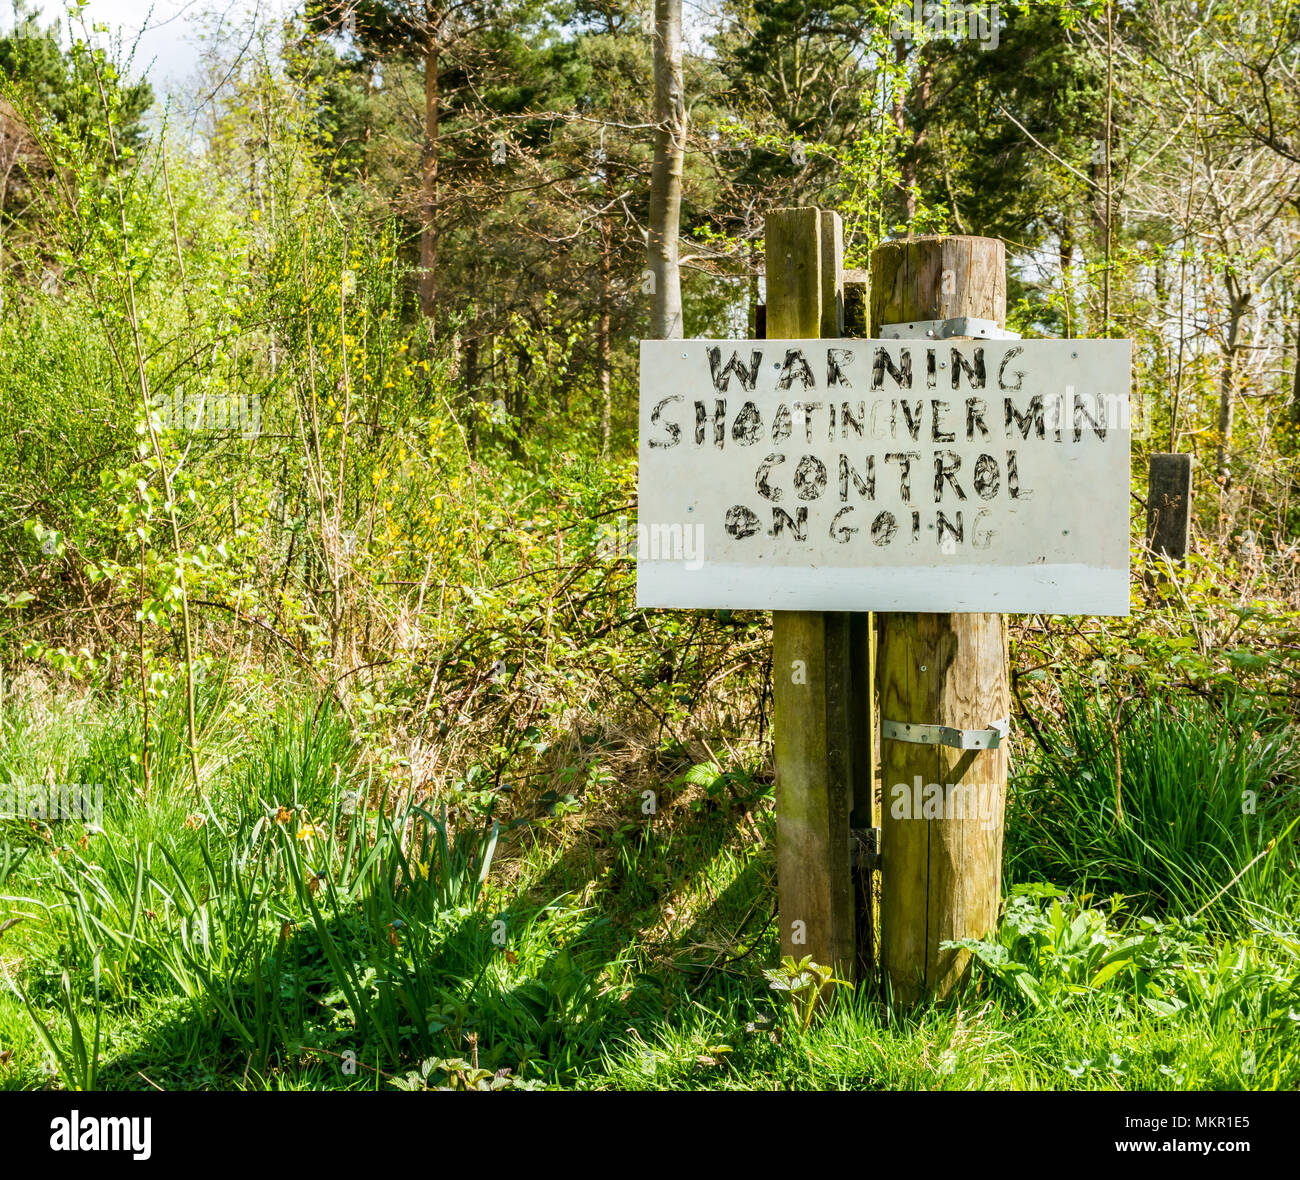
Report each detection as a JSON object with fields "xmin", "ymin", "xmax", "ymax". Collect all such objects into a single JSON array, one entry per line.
[{"xmin": 71, "ymin": 776, "xmax": 776, "ymax": 1090}]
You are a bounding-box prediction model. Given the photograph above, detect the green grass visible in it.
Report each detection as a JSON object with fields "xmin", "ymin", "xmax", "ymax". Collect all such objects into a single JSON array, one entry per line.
[
  {"xmin": 1, "ymin": 684, "xmax": 1297, "ymax": 1091},
  {"xmin": 1006, "ymin": 687, "xmax": 1300, "ymax": 928}
]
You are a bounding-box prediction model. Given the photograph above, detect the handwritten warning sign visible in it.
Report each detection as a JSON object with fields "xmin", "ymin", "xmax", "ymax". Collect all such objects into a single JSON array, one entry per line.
[{"xmin": 636, "ymin": 338, "xmax": 1131, "ymax": 614}]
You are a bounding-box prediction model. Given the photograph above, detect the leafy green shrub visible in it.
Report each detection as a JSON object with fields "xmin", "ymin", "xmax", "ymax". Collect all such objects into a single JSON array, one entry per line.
[{"xmin": 764, "ymin": 956, "xmax": 853, "ymax": 1033}]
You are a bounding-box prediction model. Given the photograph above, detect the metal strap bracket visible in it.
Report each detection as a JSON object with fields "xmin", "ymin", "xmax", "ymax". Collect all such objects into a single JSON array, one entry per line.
[
  {"xmin": 882, "ymin": 718, "xmax": 1010, "ymax": 751},
  {"xmin": 878, "ymin": 317, "xmax": 1021, "ymax": 341}
]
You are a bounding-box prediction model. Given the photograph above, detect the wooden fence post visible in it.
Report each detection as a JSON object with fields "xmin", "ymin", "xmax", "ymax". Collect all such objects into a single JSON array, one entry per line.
[
  {"xmin": 870, "ymin": 235, "xmax": 1011, "ymax": 1003},
  {"xmin": 766, "ymin": 208, "xmax": 857, "ymax": 976}
]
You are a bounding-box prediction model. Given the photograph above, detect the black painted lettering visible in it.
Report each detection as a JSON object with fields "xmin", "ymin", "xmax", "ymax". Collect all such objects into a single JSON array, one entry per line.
[
  {"xmin": 872, "ymin": 347, "xmax": 913, "ymax": 390},
  {"xmin": 998, "ymin": 346, "xmax": 1025, "ymax": 391},
  {"xmin": 770, "ymin": 506, "xmax": 808, "ymax": 541},
  {"xmin": 1073, "ymin": 392, "xmax": 1108, "ymax": 441},
  {"xmin": 1006, "ymin": 449, "xmax": 1029, "ymax": 499},
  {"xmin": 885, "ymin": 451, "xmax": 921, "ymax": 502},
  {"xmin": 952, "ymin": 347, "xmax": 985, "ymax": 389},
  {"xmin": 894, "ymin": 399, "xmax": 924, "ymax": 441},
  {"xmin": 973, "ymin": 454, "xmax": 1000, "ymax": 500},
  {"xmin": 931, "ymin": 399, "xmax": 955, "ymax": 443},
  {"xmin": 839, "ymin": 455, "xmax": 876, "ymax": 502},
  {"xmin": 829, "ymin": 506, "xmax": 858, "ymax": 543},
  {"xmin": 871, "ymin": 511, "xmax": 898, "ymax": 546},
  {"xmin": 936, "ymin": 511, "xmax": 964, "ymax": 547},
  {"xmin": 708, "ymin": 347, "xmax": 762, "ymax": 392},
  {"xmin": 933, "ymin": 450, "xmax": 967, "ymax": 502},
  {"xmin": 649, "ymin": 395, "xmax": 683, "ymax": 448},
  {"xmin": 827, "ymin": 348, "xmax": 854, "ymax": 387},
  {"xmin": 725, "ymin": 504, "xmax": 761, "ymax": 539},
  {"xmin": 793, "ymin": 400, "xmax": 823, "ymax": 444},
  {"xmin": 756, "ymin": 453, "xmax": 786, "ymax": 501},
  {"xmin": 777, "ymin": 349, "xmax": 816, "ymax": 391},
  {"xmin": 1005, "ymin": 395, "xmax": 1045, "ymax": 440},
  {"xmin": 793, "ymin": 455, "xmax": 829, "ymax": 501},
  {"xmin": 732, "ymin": 401, "xmax": 762, "ymax": 445}
]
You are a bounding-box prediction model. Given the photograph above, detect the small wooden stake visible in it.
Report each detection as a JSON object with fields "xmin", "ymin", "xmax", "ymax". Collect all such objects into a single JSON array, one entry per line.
[
  {"xmin": 767, "ymin": 208, "xmax": 856, "ymax": 976},
  {"xmin": 1147, "ymin": 453, "xmax": 1193, "ymax": 562},
  {"xmin": 870, "ymin": 235, "xmax": 1011, "ymax": 1003}
]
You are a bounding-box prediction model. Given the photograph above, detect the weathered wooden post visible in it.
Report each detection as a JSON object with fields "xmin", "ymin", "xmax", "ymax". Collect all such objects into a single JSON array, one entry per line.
[
  {"xmin": 870, "ymin": 236, "xmax": 1012, "ymax": 1003},
  {"xmin": 766, "ymin": 208, "xmax": 857, "ymax": 976},
  {"xmin": 1147, "ymin": 453, "xmax": 1193, "ymax": 563}
]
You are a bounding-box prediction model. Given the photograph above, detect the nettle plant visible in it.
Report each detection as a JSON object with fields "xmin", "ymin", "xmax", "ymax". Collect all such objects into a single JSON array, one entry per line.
[
  {"xmin": 946, "ymin": 884, "xmax": 1198, "ymax": 1012},
  {"xmin": 764, "ymin": 956, "xmax": 854, "ymax": 1034}
]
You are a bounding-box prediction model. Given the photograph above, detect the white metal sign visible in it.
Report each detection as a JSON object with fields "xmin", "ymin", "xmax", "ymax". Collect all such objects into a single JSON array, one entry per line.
[{"xmin": 636, "ymin": 338, "xmax": 1132, "ymax": 614}]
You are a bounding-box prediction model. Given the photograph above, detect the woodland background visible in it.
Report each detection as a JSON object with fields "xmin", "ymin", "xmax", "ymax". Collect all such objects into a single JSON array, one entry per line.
[{"xmin": 0, "ymin": 0, "xmax": 1296, "ymax": 1091}]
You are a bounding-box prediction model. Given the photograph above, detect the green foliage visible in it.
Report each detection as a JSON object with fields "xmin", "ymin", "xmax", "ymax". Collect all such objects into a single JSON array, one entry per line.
[
  {"xmin": 13, "ymin": 752, "xmax": 503, "ymax": 1076},
  {"xmin": 390, "ymin": 1054, "xmax": 541, "ymax": 1090},
  {"xmin": 1122, "ymin": 551, "xmax": 1300, "ymax": 699},
  {"xmin": 1007, "ymin": 686, "xmax": 1300, "ymax": 926},
  {"xmin": 947, "ymin": 885, "xmax": 1198, "ymax": 1012},
  {"xmin": 764, "ymin": 955, "xmax": 853, "ymax": 1035},
  {"xmin": 0, "ymin": 6, "xmax": 152, "ymax": 150},
  {"xmin": 951, "ymin": 885, "xmax": 1300, "ymax": 1085},
  {"xmin": 21, "ymin": 967, "xmax": 102, "ymax": 1092},
  {"xmin": 2, "ymin": 686, "xmax": 1298, "ymax": 1092},
  {"xmin": 0, "ymin": 838, "xmax": 29, "ymax": 885}
]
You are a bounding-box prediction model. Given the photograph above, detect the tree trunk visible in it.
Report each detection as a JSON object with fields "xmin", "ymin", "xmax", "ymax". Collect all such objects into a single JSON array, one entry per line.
[
  {"xmin": 909, "ymin": 49, "xmax": 934, "ymax": 225},
  {"xmin": 647, "ymin": 0, "xmax": 685, "ymax": 340},
  {"xmin": 1290, "ymin": 322, "xmax": 1300, "ymax": 429},
  {"xmin": 419, "ymin": 9, "xmax": 440, "ymax": 330},
  {"xmin": 893, "ymin": 39, "xmax": 915, "ymax": 223},
  {"xmin": 362, "ymin": 59, "xmax": 374, "ymax": 184},
  {"xmin": 465, "ymin": 326, "xmax": 479, "ymax": 449},
  {"xmin": 1058, "ymin": 217, "xmax": 1074, "ymax": 273},
  {"xmin": 891, "ymin": 40, "xmax": 933, "ymax": 228},
  {"xmin": 1216, "ymin": 284, "xmax": 1250, "ymax": 480},
  {"xmin": 599, "ymin": 214, "xmax": 613, "ymax": 455}
]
